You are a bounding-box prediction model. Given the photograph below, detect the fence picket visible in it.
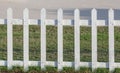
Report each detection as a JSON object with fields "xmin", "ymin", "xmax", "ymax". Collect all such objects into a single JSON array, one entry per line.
[
  {"xmin": 57, "ymin": 8, "xmax": 63, "ymax": 71},
  {"xmin": 0, "ymin": 8, "xmax": 119, "ymax": 72},
  {"xmin": 7, "ymin": 8, "xmax": 13, "ymax": 70},
  {"xmin": 109, "ymin": 9, "xmax": 115, "ymax": 72},
  {"xmin": 74, "ymin": 9, "xmax": 80, "ymax": 70},
  {"xmin": 91, "ymin": 8, "xmax": 97, "ymax": 71},
  {"xmin": 41, "ymin": 8, "xmax": 46, "ymax": 70},
  {"xmin": 23, "ymin": 8, "xmax": 29, "ymax": 71}
]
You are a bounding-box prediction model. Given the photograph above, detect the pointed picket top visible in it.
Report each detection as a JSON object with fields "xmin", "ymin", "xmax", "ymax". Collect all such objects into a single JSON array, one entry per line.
[
  {"xmin": 109, "ymin": 8, "xmax": 114, "ymax": 17},
  {"xmin": 58, "ymin": 8, "xmax": 63, "ymax": 13},
  {"xmin": 7, "ymin": 8, "xmax": 13, "ymax": 19},
  {"xmin": 57, "ymin": 8, "xmax": 63, "ymax": 18},
  {"xmin": 7, "ymin": 8, "xmax": 13, "ymax": 13},
  {"xmin": 91, "ymin": 8, "xmax": 97, "ymax": 25},
  {"xmin": 41, "ymin": 8, "xmax": 46, "ymax": 20},
  {"xmin": 109, "ymin": 8, "xmax": 114, "ymax": 13},
  {"xmin": 23, "ymin": 8, "xmax": 29, "ymax": 19},
  {"xmin": 41, "ymin": 8, "xmax": 46, "ymax": 13},
  {"xmin": 24, "ymin": 8, "xmax": 29, "ymax": 11},
  {"xmin": 23, "ymin": 8, "xmax": 29, "ymax": 14},
  {"xmin": 74, "ymin": 9, "xmax": 79, "ymax": 17},
  {"xmin": 74, "ymin": 9, "xmax": 80, "ymax": 26},
  {"xmin": 91, "ymin": 8, "xmax": 97, "ymax": 17},
  {"xmin": 74, "ymin": 9, "xmax": 80, "ymax": 17},
  {"xmin": 109, "ymin": 8, "xmax": 114, "ymax": 23},
  {"xmin": 74, "ymin": 9, "xmax": 79, "ymax": 13},
  {"xmin": 92, "ymin": 8, "xmax": 97, "ymax": 12},
  {"xmin": 57, "ymin": 8, "xmax": 63, "ymax": 25},
  {"xmin": 41, "ymin": 8, "xmax": 46, "ymax": 19},
  {"xmin": 58, "ymin": 8, "xmax": 63, "ymax": 15}
]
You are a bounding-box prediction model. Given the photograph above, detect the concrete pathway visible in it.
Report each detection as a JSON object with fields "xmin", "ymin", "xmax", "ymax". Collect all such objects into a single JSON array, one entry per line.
[
  {"xmin": 0, "ymin": 0, "xmax": 120, "ymax": 9},
  {"xmin": 0, "ymin": 0, "xmax": 119, "ymax": 18}
]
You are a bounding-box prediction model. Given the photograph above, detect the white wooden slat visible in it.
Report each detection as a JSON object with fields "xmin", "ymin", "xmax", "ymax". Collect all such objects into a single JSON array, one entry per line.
[
  {"xmin": 0, "ymin": 8, "xmax": 120, "ymax": 71},
  {"xmin": 74, "ymin": 9, "xmax": 80, "ymax": 70},
  {"xmin": 63, "ymin": 19, "xmax": 74, "ymax": 25},
  {"xmin": 80, "ymin": 20, "xmax": 89, "ymax": 26},
  {"xmin": 63, "ymin": 62, "xmax": 73, "ymax": 67},
  {"xmin": 97, "ymin": 62, "xmax": 109, "ymax": 68},
  {"xmin": 29, "ymin": 19, "xmax": 38, "ymax": 25},
  {"xmin": 40, "ymin": 8, "xmax": 46, "ymax": 70},
  {"xmin": 0, "ymin": 60, "xmax": 7, "ymax": 66},
  {"xmin": 79, "ymin": 62, "xmax": 91, "ymax": 67},
  {"xmin": 29, "ymin": 61, "xmax": 40, "ymax": 66},
  {"xmin": 0, "ymin": 19, "xmax": 5, "ymax": 24},
  {"xmin": 7, "ymin": 8, "xmax": 13, "ymax": 70},
  {"xmin": 91, "ymin": 8, "xmax": 97, "ymax": 71},
  {"xmin": 97, "ymin": 20, "xmax": 106, "ymax": 26},
  {"xmin": 12, "ymin": 19, "xmax": 22, "ymax": 24},
  {"xmin": 0, "ymin": 18, "xmax": 113, "ymax": 26},
  {"xmin": 108, "ymin": 9, "xmax": 115, "ymax": 72},
  {"xmin": 13, "ymin": 61, "xmax": 23, "ymax": 66},
  {"xmin": 23, "ymin": 8, "xmax": 29, "ymax": 71},
  {"xmin": 45, "ymin": 19, "xmax": 56, "ymax": 25},
  {"xmin": 114, "ymin": 63, "xmax": 120, "ymax": 68},
  {"xmin": 57, "ymin": 8, "xmax": 63, "ymax": 71},
  {"xmin": 114, "ymin": 20, "xmax": 120, "ymax": 26},
  {"xmin": 0, "ymin": 60, "xmax": 109, "ymax": 69}
]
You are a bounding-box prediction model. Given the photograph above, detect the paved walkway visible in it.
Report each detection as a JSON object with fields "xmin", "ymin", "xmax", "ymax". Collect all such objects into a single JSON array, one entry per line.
[
  {"xmin": 0, "ymin": 0, "xmax": 119, "ymax": 18},
  {"xmin": 0, "ymin": 0, "xmax": 120, "ymax": 9}
]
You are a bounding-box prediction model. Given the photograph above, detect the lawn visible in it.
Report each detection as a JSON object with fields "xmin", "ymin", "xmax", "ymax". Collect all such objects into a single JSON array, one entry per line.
[
  {"xmin": 0, "ymin": 25, "xmax": 120, "ymax": 72},
  {"xmin": 0, "ymin": 66, "xmax": 120, "ymax": 73}
]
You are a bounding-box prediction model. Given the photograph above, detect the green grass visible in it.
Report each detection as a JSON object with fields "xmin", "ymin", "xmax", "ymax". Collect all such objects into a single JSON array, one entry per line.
[
  {"xmin": 0, "ymin": 25, "xmax": 120, "ymax": 62},
  {"xmin": 79, "ymin": 67, "xmax": 92, "ymax": 73},
  {"xmin": 0, "ymin": 66, "xmax": 120, "ymax": 73},
  {"xmin": 0, "ymin": 25, "xmax": 120, "ymax": 73},
  {"xmin": 93, "ymin": 68, "xmax": 109, "ymax": 73}
]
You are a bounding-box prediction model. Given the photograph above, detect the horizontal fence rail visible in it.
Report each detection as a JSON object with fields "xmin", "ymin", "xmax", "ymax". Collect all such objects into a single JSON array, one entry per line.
[{"xmin": 0, "ymin": 8, "xmax": 119, "ymax": 72}]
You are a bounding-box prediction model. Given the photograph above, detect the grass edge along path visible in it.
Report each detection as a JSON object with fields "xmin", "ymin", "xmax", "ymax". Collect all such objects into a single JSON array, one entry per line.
[{"xmin": 0, "ymin": 66, "xmax": 120, "ymax": 73}]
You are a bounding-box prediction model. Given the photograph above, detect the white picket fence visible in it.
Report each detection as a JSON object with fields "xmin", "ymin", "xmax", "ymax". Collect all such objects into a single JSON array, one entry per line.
[{"xmin": 0, "ymin": 8, "xmax": 119, "ymax": 72}]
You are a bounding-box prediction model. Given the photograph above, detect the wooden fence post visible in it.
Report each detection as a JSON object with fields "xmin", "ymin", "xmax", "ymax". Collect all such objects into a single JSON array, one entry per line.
[
  {"xmin": 74, "ymin": 9, "xmax": 80, "ymax": 70},
  {"xmin": 91, "ymin": 8, "xmax": 97, "ymax": 71},
  {"xmin": 41, "ymin": 8, "xmax": 46, "ymax": 70},
  {"xmin": 57, "ymin": 8, "xmax": 63, "ymax": 71},
  {"xmin": 108, "ymin": 9, "xmax": 115, "ymax": 72},
  {"xmin": 7, "ymin": 8, "xmax": 13, "ymax": 70},
  {"xmin": 23, "ymin": 8, "xmax": 29, "ymax": 71}
]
